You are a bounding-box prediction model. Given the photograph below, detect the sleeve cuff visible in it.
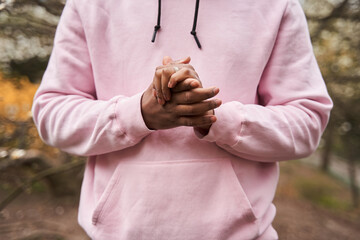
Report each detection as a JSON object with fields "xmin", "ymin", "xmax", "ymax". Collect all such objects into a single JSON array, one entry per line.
[
  {"xmin": 194, "ymin": 102, "xmax": 245, "ymax": 146},
  {"xmin": 114, "ymin": 92, "xmax": 155, "ymax": 142}
]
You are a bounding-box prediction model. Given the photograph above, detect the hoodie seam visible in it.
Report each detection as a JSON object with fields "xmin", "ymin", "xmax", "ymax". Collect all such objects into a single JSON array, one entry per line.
[
  {"xmin": 113, "ymin": 97, "xmax": 137, "ymax": 145},
  {"xmin": 284, "ymin": 0, "xmax": 290, "ymax": 19},
  {"xmin": 229, "ymin": 105, "xmax": 247, "ymax": 148}
]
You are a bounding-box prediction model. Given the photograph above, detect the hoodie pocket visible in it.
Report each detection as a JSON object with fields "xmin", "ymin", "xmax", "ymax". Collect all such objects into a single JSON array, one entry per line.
[{"xmin": 91, "ymin": 158, "xmax": 258, "ymax": 240}]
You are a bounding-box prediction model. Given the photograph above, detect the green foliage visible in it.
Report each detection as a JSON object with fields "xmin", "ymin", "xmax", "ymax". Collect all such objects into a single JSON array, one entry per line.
[
  {"xmin": 296, "ymin": 178, "xmax": 351, "ymax": 210},
  {"xmin": 306, "ymin": 0, "xmax": 360, "ymax": 162},
  {"xmin": 30, "ymin": 181, "xmax": 47, "ymax": 193}
]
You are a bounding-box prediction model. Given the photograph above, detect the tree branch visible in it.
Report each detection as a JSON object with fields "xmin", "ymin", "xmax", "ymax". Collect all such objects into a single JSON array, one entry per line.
[{"xmin": 0, "ymin": 159, "xmax": 85, "ymax": 211}]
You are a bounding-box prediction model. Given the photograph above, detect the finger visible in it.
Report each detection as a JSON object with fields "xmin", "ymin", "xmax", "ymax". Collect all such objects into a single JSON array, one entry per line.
[
  {"xmin": 168, "ymin": 68, "xmax": 198, "ymax": 88},
  {"xmin": 161, "ymin": 68, "xmax": 172, "ymax": 101},
  {"xmin": 163, "ymin": 56, "xmax": 173, "ymax": 65},
  {"xmin": 162, "ymin": 56, "xmax": 190, "ymax": 66},
  {"xmin": 153, "ymin": 70, "xmax": 165, "ymax": 105},
  {"xmin": 177, "ymin": 115, "xmax": 217, "ymax": 127},
  {"xmin": 175, "ymin": 99, "xmax": 222, "ymax": 116},
  {"xmin": 155, "ymin": 62, "xmax": 194, "ymax": 71},
  {"xmin": 171, "ymin": 78, "xmax": 200, "ymax": 93},
  {"xmin": 174, "ymin": 56, "xmax": 191, "ymax": 64},
  {"xmin": 172, "ymin": 87, "xmax": 220, "ymax": 104}
]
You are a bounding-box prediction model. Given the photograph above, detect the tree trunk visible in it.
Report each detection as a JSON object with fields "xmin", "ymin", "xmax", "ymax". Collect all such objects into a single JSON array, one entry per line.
[
  {"xmin": 321, "ymin": 125, "xmax": 334, "ymax": 172},
  {"xmin": 345, "ymin": 135, "xmax": 359, "ymax": 209},
  {"xmin": 348, "ymin": 156, "xmax": 359, "ymax": 208}
]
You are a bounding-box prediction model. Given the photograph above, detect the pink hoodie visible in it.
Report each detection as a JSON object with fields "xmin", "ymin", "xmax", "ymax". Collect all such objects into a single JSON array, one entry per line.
[{"xmin": 32, "ymin": 0, "xmax": 332, "ymax": 239}]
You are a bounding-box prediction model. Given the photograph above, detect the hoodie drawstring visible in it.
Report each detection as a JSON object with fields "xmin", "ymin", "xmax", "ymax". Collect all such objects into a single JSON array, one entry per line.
[
  {"xmin": 191, "ymin": 0, "xmax": 201, "ymax": 49},
  {"xmin": 151, "ymin": 0, "xmax": 161, "ymax": 43},
  {"xmin": 151, "ymin": 0, "xmax": 202, "ymax": 49}
]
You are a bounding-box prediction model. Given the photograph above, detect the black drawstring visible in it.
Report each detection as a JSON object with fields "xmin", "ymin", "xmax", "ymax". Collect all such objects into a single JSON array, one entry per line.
[
  {"xmin": 151, "ymin": 0, "xmax": 202, "ymax": 49},
  {"xmin": 151, "ymin": 0, "xmax": 161, "ymax": 42},
  {"xmin": 191, "ymin": 0, "xmax": 202, "ymax": 49}
]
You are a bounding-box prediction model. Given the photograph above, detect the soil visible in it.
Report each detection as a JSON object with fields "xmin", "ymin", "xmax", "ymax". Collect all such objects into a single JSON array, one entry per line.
[
  {"xmin": 0, "ymin": 192, "xmax": 89, "ymax": 240},
  {"xmin": 273, "ymin": 196, "xmax": 360, "ymax": 240}
]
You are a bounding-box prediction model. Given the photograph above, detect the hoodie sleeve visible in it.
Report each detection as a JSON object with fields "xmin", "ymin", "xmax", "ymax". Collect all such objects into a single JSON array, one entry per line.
[
  {"xmin": 195, "ymin": 0, "xmax": 333, "ymax": 162},
  {"xmin": 31, "ymin": 0, "xmax": 153, "ymax": 156}
]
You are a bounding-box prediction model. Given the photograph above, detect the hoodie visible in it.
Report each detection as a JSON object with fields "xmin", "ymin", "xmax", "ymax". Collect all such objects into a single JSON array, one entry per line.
[{"xmin": 31, "ymin": 0, "xmax": 333, "ymax": 239}]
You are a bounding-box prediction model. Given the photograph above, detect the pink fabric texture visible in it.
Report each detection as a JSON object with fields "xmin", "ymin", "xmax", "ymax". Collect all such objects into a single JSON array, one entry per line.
[{"xmin": 32, "ymin": 0, "xmax": 333, "ymax": 239}]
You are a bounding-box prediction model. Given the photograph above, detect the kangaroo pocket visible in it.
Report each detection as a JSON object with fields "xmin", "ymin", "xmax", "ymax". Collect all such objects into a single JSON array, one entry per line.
[{"xmin": 91, "ymin": 158, "xmax": 258, "ymax": 240}]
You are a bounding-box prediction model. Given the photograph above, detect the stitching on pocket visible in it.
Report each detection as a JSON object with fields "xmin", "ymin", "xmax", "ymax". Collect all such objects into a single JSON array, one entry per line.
[
  {"xmin": 225, "ymin": 159, "xmax": 258, "ymax": 221},
  {"xmin": 91, "ymin": 166, "xmax": 121, "ymax": 225},
  {"xmin": 91, "ymin": 158, "xmax": 258, "ymax": 228}
]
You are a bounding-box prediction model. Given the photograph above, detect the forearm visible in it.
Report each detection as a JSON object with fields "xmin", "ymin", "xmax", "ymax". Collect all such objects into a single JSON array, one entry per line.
[
  {"xmin": 32, "ymin": 90, "xmax": 152, "ymax": 156},
  {"xmin": 195, "ymin": 99, "xmax": 332, "ymax": 162}
]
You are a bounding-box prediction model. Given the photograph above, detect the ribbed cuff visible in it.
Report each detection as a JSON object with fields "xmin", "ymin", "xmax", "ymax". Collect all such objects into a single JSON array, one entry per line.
[
  {"xmin": 114, "ymin": 92, "xmax": 155, "ymax": 142},
  {"xmin": 194, "ymin": 102, "xmax": 245, "ymax": 146}
]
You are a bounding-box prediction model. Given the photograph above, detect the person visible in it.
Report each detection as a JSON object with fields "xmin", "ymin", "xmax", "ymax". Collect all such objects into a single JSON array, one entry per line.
[{"xmin": 31, "ymin": 0, "xmax": 333, "ymax": 239}]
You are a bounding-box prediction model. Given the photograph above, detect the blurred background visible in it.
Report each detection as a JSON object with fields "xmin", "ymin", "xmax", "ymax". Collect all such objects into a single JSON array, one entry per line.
[{"xmin": 0, "ymin": 0, "xmax": 359, "ymax": 239}]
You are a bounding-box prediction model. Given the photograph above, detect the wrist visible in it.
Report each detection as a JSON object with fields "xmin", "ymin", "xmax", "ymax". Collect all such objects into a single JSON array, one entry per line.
[
  {"xmin": 141, "ymin": 88, "xmax": 157, "ymax": 130},
  {"xmin": 193, "ymin": 109, "xmax": 215, "ymax": 136},
  {"xmin": 194, "ymin": 125, "xmax": 212, "ymax": 136}
]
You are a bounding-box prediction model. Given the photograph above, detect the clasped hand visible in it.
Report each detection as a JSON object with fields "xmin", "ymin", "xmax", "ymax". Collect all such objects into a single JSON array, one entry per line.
[{"xmin": 141, "ymin": 56, "xmax": 222, "ymax": 131}]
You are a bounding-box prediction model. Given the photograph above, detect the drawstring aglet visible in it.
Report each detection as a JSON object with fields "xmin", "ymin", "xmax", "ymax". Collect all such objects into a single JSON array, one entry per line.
[
  {"xmin": 152, "ymin": 25, "xmax": 161, "ymax": 42},
  {"xmin": 191, "ymin": 31, "xmax": 202, "ymax": 49}
]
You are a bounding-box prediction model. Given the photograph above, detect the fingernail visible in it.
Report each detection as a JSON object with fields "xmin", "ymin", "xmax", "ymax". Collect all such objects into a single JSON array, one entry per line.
[
  {"xmin": 190, "ymin": 81, "xmax": 199, "ymax": 88},
  {"xmin": 168, "ymin": 82, "xmax": 173, "ymax": 88},
  {"xmin": 210, "ymin": 116, "xmax": 217, "ymax": 123},
  {"xmin": 212, "ymin": 87, "xmax": 220, "ymax": 95},
  {"xmin": 214, "ymin": 99, "xmax": 222, "ymax": 107}
]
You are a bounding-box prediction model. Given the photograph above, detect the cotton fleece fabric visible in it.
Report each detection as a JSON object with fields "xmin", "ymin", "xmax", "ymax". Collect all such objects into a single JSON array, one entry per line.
[{"xmin": 32, "ymin": 0, "xmax": 333, "ymax": 239}]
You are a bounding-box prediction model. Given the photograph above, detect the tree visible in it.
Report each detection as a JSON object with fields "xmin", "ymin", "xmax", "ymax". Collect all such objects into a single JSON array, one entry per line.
[
  {"xmin": 0, "ymin": 0, "xmax": 65, "ymax": 83},
  {"xmin": 303, "ymin": 0, "xmax": 360, "ymax": 207},
  {"xmin": 1, "ymin": 0, "xmax": 359, "ymax": 207}
]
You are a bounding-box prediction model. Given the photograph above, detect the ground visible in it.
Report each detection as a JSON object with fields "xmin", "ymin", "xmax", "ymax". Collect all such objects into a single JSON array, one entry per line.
[
  {"xmin": 274, "ymin": 197, "xmax": 360, "ymax": 240},
  {"xmin": 1, "ymin": 157, "xmax": 359, "ymax": 239}
]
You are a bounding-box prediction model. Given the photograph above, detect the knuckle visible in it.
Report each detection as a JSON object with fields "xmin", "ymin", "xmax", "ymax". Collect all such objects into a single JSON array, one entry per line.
[
  {"xmin": 175, "ymin": 117, "xmax": 183, "ymax": 126},
  {"xmin": 184, "ymin": 92, "xmax": 191, "ymax": 103},
  {"xmin": 155, "ymin": 69, "xmax": 162, "ymax": 77},
  {"xmin": 167, "ymin": 109, "xmax": 177, "ymax": 119},
  {"xmin": 173, "ymin": 106, "xmax": 182, "ymax": 116},
  {"xmin": 163, "ymin": 68, "xmax": 172, "ymax": 76},
  {"xmin": 184, "ymin": 118, "xmax": 192, "ymax": 126},
  {"xmin": 166, "ymin": 115, "xmax": 176, "ymax": 124},
  {"xmin": 183, "ymin": 68, "xmax": 191, "ymax": 75},
  {"xmin": 188, "ymin": 107, "xmax": 195, "ymax": 115}
]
